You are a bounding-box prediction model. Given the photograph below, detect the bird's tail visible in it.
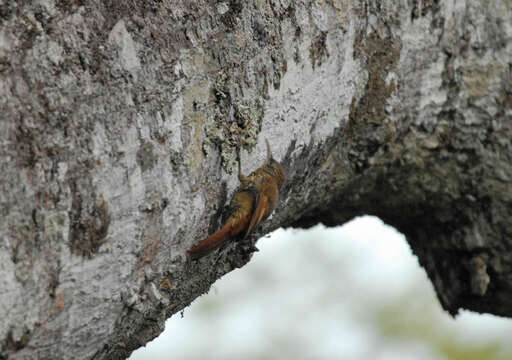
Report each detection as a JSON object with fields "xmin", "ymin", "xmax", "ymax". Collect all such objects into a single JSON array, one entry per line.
[{"xmin": 187, "ymin": 224, "xmax": 232, "ymax": 260}]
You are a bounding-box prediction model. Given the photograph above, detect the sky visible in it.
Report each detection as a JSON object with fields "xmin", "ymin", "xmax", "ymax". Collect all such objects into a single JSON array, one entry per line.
[{"xmin": 129, "ymin": 216, "xmax": 512, "ymax": 360}]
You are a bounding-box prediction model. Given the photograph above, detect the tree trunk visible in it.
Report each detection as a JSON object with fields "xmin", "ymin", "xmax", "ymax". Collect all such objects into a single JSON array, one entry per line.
[{"xmin": 1, "ymin": 0, "xmax": 511, "ymax": 359}]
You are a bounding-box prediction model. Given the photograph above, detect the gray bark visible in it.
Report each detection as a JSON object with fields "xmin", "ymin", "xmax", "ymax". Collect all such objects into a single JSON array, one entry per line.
[{"xmin": 0, "ymin": 0, "xmax": 511, "ymax": 359}]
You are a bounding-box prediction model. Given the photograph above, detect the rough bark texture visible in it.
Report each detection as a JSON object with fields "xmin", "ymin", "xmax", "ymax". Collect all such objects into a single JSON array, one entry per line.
[{"xmin": 0, "ymin": 0, "xmax": 511, "ymax": 359}]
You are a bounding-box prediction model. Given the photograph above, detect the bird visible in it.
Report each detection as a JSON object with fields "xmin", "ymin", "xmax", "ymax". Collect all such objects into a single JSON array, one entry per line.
[{"xmin": 187, "ymin": 139, "xmax": 285, "ymax": 260}]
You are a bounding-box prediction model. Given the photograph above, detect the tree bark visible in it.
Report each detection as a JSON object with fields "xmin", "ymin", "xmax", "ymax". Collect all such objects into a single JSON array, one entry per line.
[{"xmin": 1, "ymin": 0, "xmax": 511, "ymax": 359}]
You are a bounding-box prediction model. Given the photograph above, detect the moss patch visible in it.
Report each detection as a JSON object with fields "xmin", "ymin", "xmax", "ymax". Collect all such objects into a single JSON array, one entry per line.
[
  {"xmin": 203, "ymin": 69, "xmax": 264, "ymax": 174},
  {"xmin": 346, "ymin": 29, "xmax": 401, "ymax": 172}
]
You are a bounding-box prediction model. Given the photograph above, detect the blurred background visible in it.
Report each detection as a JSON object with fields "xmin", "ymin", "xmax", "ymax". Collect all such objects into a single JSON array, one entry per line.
[{"xmin": 129, "ymin": 216, "xmax": 512, "ymax": 360}]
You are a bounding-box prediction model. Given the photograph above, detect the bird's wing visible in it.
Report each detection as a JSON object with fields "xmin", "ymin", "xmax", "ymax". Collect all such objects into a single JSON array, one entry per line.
[{"xmin": 244, "ymin": 192, "xmax": 268, "ymax": 239}]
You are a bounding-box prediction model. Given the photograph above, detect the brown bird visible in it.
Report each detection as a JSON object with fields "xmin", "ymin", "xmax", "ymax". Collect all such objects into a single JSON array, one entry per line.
[{"xmin": 187, "ymin": 139, "xmax": 285, "ymax": 260}]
